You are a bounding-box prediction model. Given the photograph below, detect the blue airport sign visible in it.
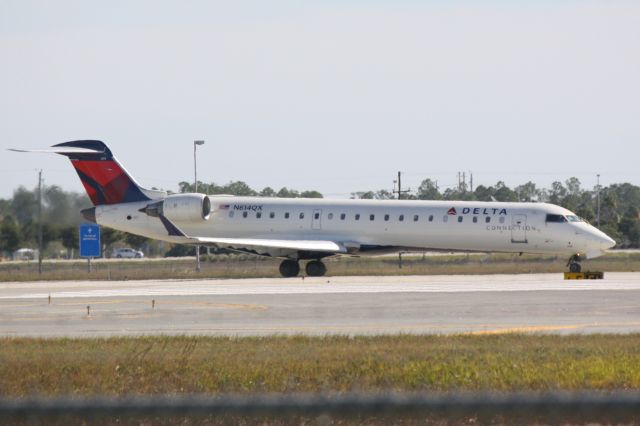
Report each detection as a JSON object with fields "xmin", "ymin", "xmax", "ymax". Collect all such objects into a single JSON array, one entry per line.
[{"xmin": 79, "ymin": 223, "xmax": 101, "ymax": 258}]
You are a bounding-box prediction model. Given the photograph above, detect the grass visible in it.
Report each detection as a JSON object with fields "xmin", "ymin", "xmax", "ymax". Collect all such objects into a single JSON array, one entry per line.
[
  {"xmin": 1, "ymin": 334, "xmax": 640, "ymax": 397},
  {"xmin": 1, "ymin": 251, "xmax": 640, "ymax": 281}
]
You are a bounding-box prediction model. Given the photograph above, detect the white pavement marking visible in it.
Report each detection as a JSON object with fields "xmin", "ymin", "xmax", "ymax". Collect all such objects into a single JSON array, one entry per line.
[{"xmin": 1, "ymin": 273, "xmax": 640, "ymax": 300}]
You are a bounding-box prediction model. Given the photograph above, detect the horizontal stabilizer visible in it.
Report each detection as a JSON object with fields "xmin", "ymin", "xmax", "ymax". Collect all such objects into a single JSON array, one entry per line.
[{"xmin": 8, "ymin": 147, "xmax": 104, "ymax": 154}]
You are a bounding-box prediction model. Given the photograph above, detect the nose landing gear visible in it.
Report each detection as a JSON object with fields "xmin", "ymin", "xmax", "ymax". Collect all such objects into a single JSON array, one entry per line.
[{"xmin": 567, "ymin": 254, "xmax": 582, "ymax": 273}]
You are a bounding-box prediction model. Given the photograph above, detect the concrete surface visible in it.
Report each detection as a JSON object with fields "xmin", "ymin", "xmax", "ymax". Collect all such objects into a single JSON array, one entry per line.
[{"xmin": 1, "ymin": 273, "xmax": 639, "ymax": 337}]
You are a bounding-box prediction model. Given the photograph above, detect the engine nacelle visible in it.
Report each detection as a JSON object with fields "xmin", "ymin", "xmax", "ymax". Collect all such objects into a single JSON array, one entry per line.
[{"xmin": 143, "ymin": 193, "xmax": 211, "ymax": 222}]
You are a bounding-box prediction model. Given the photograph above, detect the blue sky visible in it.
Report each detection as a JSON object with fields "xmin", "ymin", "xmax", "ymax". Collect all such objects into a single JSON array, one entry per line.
[{"xmin": 1, "ymin": 1, "xmax": 638, "ymax": 198}]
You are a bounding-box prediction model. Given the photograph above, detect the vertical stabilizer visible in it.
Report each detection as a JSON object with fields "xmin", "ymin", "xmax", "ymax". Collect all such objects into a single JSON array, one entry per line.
[{"xmin": 52, "ymin": 140, "xmax": 164, "ymax": 206}]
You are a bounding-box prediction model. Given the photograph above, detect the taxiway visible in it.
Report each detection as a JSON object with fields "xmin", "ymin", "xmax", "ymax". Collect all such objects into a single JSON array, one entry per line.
[{"xmin": 1, "ymin": 273, "xmax": 639, "ymax": 337}]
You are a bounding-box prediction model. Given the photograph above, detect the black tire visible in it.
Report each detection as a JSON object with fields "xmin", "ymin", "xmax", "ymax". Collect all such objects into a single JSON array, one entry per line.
[
  {"xmin": 116, "ymin": 255, "xmax": 122, "ymax": 258},
  {"xmin": 279, "ymin": 260, "xmax": 300, "ymax": 277},
  {"xmin": 569, "ymin": 262, "xmax": 582, "ymax": 273},
  {"xmin": 305, "ymin": 260, "xmax": 327, "ymax": 277}
]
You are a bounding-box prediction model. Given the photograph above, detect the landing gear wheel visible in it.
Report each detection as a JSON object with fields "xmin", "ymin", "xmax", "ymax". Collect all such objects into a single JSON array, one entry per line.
[
  {"xmin": 279, "ymin": 260, "xmax": 300, "ymax": 277},
  {"xmin": 567, "ymin": 254, "xmax": 582, "ymax": 273},
  {"xmin": 305, "ymin": 260, "xmax": 327, "ymax": 277}
]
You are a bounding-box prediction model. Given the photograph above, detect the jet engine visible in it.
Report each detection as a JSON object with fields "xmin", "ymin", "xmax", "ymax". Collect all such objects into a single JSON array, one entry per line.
[{"xmin": 141, "ymin": 194, "xmax": 211, "ymax": 222}]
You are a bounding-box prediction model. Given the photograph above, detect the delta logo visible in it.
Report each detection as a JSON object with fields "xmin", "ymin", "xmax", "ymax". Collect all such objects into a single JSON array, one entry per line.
[{"xmin": 448, "ymin": 207, "xmax": 508, "ymax": 215}]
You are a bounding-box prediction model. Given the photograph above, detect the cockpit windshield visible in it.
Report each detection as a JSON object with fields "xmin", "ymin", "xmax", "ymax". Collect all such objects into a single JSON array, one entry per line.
[
  {"xmin": 566, "ymin": 215, "xmax": 583, "ymax": 222},
  {"xmin": 546, "ymin": 214, "xmax": 584, "ymax": 223},
  {"xmin": 546, "ymin": 214, "xmax": 567, "ymax": 223}
]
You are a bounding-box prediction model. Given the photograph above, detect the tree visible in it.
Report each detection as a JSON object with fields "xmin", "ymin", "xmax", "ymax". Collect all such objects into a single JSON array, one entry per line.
[
  {"xmin": 59, "ymin": 226, "xmax": 78, "ymax": 258},
  {"xmin": 259, "ymin": 187, "xmax": 277, "ymax": 197},
  {"xmin": 0, "ymin": 216, "xmax": 20, "ymax": 256},
  {"xmin": 416, "ymin": 179, "xmax": 442, "ymax": 200},
  {"xmin": 101, "ymin": 227, "xmax": 124, "ymax": 257},
  {"xmin": 277, "ymin": 187, "xmax": 300, "ymax": 198},
  {"xmin": 514, "ymin": 181, "xmax": 538, "ymax": 202},
  {"xmin": 494, "ymin": 181, "xmax": 517, "ymax": 202},
  {"xmin": 10, "ymin": 187, "xmax": 37, "ymax": 226},
  {"xmin": 300, "ymin": 190, "xmax": 323, "ymax": 199},
  {"xmin": 548, "ymin": 181, "xmax": 567, "ymax": 205},
  {"xmin": 351, "ymin": 191, "xmax": 375, "ymax": 199},
  {"xmin": 473, "ymin": 185, "xmax": 496, "ymax": 202},
  {"xmin": 124, "ymin": 233, "xmax": 149, "ymax": 250}
]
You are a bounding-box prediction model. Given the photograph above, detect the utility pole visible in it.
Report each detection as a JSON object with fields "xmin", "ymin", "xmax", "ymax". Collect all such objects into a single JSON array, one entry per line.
[
  {"xmin": 469, "ymin": 172, "xmax": 473, "ymax": 193},
  {"xmin": 393, "ymin": 171, "xmax": 411, "ymax": 200},
  {"xmin": 193, "ymin": 140, "xmax": 205, "ymax": 272},
  {"xmin": 37, "ymin": 170, "xmax": 43, "ymax": 274},
  {"xmin": 597, "ymin": 174, "xmax": 601, "ymax": 228}
]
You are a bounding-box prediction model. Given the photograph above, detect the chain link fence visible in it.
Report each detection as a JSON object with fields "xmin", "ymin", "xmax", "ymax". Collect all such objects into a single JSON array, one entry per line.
[{"xmin": 2, "ymin": 391, "xmax": 640, "ymax": 425}]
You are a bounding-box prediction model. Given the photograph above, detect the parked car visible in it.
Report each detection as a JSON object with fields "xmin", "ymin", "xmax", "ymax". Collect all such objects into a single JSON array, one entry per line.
[
  {"xmin": 112, "ymin": 248, "xmax": 144, "ymax": 259},
  {"xmin": 13, "ymin": 248, "xmax": 38, "ymax": 261}
]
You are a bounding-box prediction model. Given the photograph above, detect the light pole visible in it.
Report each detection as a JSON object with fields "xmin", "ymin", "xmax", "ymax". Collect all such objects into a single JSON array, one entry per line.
[
  {"xmin": 194, "ymin": 140, "xmax": 205, "ymax": 271},
  {"xmin": 597, "ymin": 174, "xmax": 601, "ymax": 228}
]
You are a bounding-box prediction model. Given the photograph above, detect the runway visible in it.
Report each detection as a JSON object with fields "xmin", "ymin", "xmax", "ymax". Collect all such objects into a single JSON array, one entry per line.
[{"xmin": 1, "ymin": 273, "xmax": 640, "ymax": 337}]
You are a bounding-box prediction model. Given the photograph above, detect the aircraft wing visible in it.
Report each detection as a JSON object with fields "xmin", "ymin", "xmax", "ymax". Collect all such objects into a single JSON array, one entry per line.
[
  {"xmin": 156, "ymin": 213, "xmax": 347, "ymax": 256},
  {"xmin": 185, "ymin": 236, "xmax": 346, "ymax": 254}
]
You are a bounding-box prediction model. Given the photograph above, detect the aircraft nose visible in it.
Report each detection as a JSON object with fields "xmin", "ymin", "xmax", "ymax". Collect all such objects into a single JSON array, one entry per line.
[
  {"xmin": 590, "ymin": 228, "xmax": 616, "ymax": 250},
  {"xmin": 601, "ymin": 234, "xmax": 616, "ymax": 250}
]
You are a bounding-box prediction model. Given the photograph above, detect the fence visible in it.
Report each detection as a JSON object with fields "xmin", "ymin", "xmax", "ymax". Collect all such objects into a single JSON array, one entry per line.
[{"xmin": 2, "ymin": 392, "xmax": 640, "ymax": 424}]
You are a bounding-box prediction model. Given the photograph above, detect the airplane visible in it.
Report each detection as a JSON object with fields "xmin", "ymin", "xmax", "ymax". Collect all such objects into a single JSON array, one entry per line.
[{"xmin": 10, "ymin": 140, "xmax": 616, "ymax": 277}]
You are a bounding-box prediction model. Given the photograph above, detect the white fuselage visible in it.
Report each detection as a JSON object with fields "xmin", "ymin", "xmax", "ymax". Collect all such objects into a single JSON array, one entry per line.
[{"xmin": 95, "ymin": 197, "xmax": 615, "ymax": 259}]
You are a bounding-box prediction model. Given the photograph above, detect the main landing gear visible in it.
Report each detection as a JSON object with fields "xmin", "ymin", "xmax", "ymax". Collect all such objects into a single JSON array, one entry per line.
[
  {"xmin": 278, "ymin": 260, "xmax": 327, "ymax": 277},
  {"xmin": 567, "ymin": 254, "xmax": 582, "ymax": 273}
]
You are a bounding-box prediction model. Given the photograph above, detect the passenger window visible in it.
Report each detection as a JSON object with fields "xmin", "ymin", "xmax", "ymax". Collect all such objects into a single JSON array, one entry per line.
[
  {"xmin": 242, "ymin": 211, "xmax": 248, "ymax": 218},
  {"xmin": 399, "ymin": 215, "xmax": 404, "ymax": 222},
  {"xmin": 428, "ymin": 215, "xmax": 433, "ymax": 222},
  {"xmin": 370, "ymin": 214, "xmax": 375, "ymax": 221},
  {"xmin": 314, "ymin": 212, "xmax": 320, "ymax": 219},
  {"xmin": 473, "ymin": 216, "xmax": 478, "ymax": 223},
  {"xmin": 285, "ymin": 212, "xmax": 290, "ymax": 219},
  {"xmin": 485, "ymin": 216, "xmax": 490, "ymax": 223},
  {"xmin": 499, "ymin": 217, "xmax": 505, "ymax": 224},
  {"xmin": 413, "ymin": 215, "xmax": 419, "ymax": 222},
  {"xmin": 443, "ymin": 216, "xmax": 448, "ymax": 223},
  {"xmin": 384, "ymin": 214, "xmax": 389, "ymax": 221},
  {"xmin": 256, "ymin": 212, "xmax": 262, "ymax": 219},
  {"xmin": 328, "ymin": 213, "xmax": 333, "ymax": 220},
  {"xmin": 299, "ymin": 212, "xmax": 305, "ymax": 219},
  {"xmin": 355, "ymin": 214, "xmax": 360, "ymax": 221},
  {"xmin": 229, "ymin": 211, "xmax": 234, "ymax": 218},
  {"xmin": 269, "ymin": 212, "xmax": 275, "ymax": 219},
  {"xmin": 457, "ymin": 216, "xmax": 463, "ymax": 223},
  {"xmin": 340, "ymin": 213, "xmax": 346, "ymax": 220}
]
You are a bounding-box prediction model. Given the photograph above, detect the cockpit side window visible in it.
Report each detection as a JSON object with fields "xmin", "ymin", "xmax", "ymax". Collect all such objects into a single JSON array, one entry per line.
[{"xmin": 546, "ymin": 214, "xmax": 567, "ymax": 223}]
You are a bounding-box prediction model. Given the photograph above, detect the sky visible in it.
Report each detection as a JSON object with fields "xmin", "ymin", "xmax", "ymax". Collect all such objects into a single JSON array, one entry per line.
[{"xmin": 1, "ymin": 0, "xmax": 639, "ymax": 199}]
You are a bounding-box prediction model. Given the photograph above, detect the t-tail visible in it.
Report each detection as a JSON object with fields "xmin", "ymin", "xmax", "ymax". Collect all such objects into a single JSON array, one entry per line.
[
  {"xmin": 51, "ymin": 140, "xmax": 165, "ymax": 206},
  {"xmin": 9, "ymin": 140, "xmax": 166, "ymax": 221}
]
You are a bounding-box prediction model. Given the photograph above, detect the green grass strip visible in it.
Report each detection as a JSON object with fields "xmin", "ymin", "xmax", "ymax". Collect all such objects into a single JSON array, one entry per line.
[{"xmin": 1, "ymin": 334, "xmax": 640, "ymax": 397}]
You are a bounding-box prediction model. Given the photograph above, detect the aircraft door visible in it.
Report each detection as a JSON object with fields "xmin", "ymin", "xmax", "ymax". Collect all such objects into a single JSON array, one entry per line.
[
  {"xmin": 312, "ymin": 209, "xmax": 322, "ymax": 230},
  {"xmin": 511, "ymin": 214, "xmax": 528, "ymax": 243}
]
